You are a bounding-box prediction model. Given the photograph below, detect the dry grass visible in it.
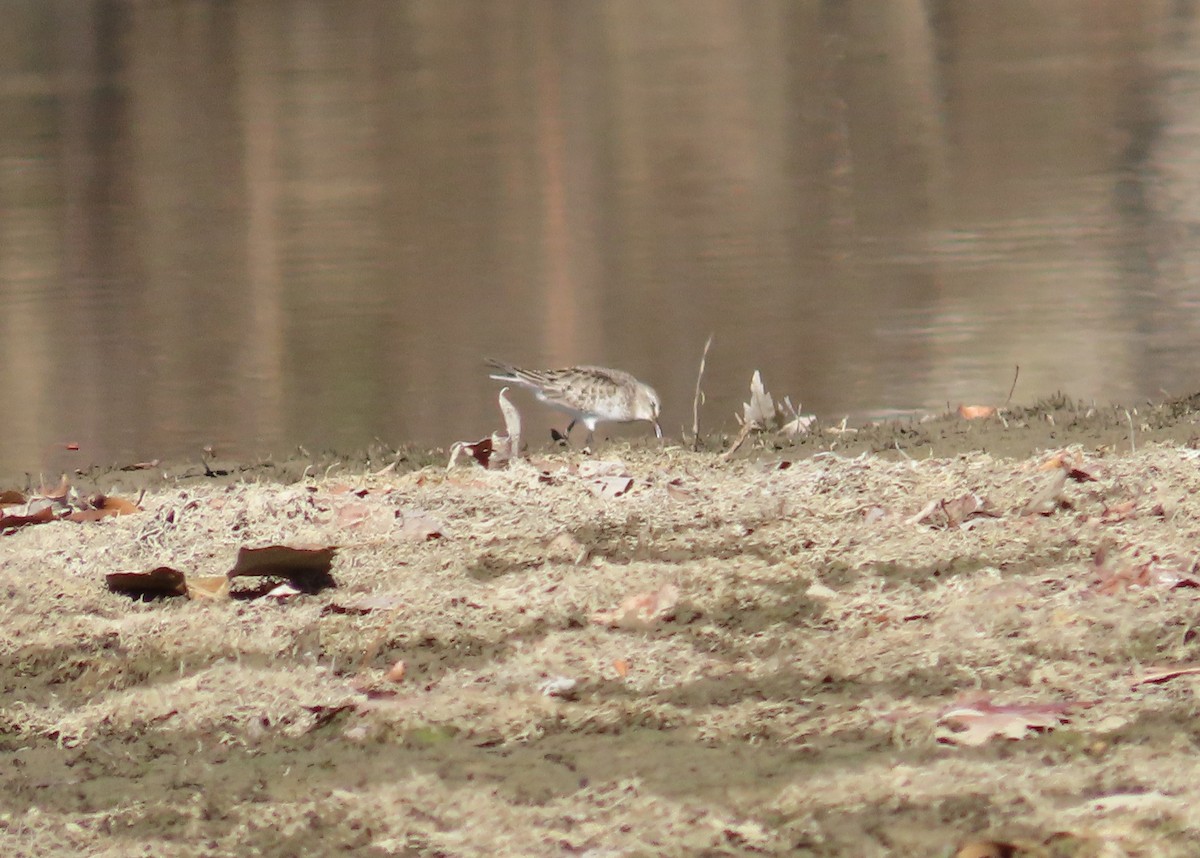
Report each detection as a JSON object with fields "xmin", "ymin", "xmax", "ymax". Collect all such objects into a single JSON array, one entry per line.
[{"xmin": 5, "ymin": 421, "xmax": 1200, "ymax": 856}]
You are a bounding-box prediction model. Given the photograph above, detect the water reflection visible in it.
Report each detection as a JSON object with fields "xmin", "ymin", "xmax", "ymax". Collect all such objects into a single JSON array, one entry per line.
[{"xmin": 3, "ymin": 1, "xmax": 1200, "ymax": 475}]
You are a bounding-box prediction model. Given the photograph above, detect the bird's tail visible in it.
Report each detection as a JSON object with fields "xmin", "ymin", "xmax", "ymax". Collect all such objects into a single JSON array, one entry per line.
[{"xmin": 484, "ymin": 358, "xmax": 548, "ymax": 388}]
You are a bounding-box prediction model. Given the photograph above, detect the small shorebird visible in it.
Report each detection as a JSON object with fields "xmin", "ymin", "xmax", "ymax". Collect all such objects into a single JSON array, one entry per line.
[{"xmin": 486, "ymin": 358, "xmax": 663, "ymax": 446}]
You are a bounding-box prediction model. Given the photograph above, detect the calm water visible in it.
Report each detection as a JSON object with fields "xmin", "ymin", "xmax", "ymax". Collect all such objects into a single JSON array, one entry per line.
[{"xmin": 4, "ymin": 1, "xmax": 1200, "ymax": 475}]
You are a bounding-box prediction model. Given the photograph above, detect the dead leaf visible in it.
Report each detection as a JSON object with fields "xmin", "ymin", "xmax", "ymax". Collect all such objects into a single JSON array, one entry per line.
[
  {"xmin": 1131, "ymin": 664, "xmax": 1200, "ymax": 686},
  {"xmin": 397, "ymin": 510, "xmax": 445, "ymax": 540},
  {"xmin": 264, "ymin": 581, "xmax": 303, "ymax": 599},
  {"xmin": 1097, "ymin": 499, "xmax": 1137, "ymax": 523},
  {"xmin": 106, "ymin": 567, "xmax": 188, "ymax": 599},
  {"xmin": 497, "ymin": 386, "xmax": 521, "ymax": 458},
  {"xmin": 323, "ymin": 593, "xmax": 406, "ymax": 615},
  {"xmin": 743, "ymin": 370, "xmax": 777, "ymax": 428},
  {"xmin": 578, "ymin": 460, "xmax": 628, "ymax": 478},
  {"xmin": 547, "ymin": 532, "xmax": 588, "ymax": 564},
  {"xmin": 447, "ymin": 437, "xmax": 494, "ymax": 469},
  {"xmin": 0, "ymin": 490, "xmax": 25, "ymax": 507},
  {"xmin": 613, "ymin": 659, "xmax": 631, "ymax": 678},
  {"xmin": 665, "ymin": 479, "xmax": 696, "ymax": 501},
  {"xmin": 120, "ymin": 459, "xmax": 161, "ymax": 471},
  {"xmin": 0, "ymin": 506, "xmax": 57, "ymax": 532},
  {"xmin": 1021, "ymin": 468, "xmax": 1068, "ymax": 516},
  {"xmin": 588, "ymin": 474, "xmax": 634, "ymax": 499},
  {"xmin": 591, "ymin": 583, "xmax": 680, "ymax": 628},
  {"xmin": 908, "ymin": 494, "xmax": 999, "ymax": 528},
  {"xmin": 386, "ymin": 660, "xmax": 407, "ymax": 683},
  {"xmin": 186, "ymin": 575, "xmax": 230, "ymax": 601},
  {"xmin": 539, "ymin": 676, "xmax": 578, "ymax": 698},
  {"xmin": 67, "ymin": 494, "xmax": 141, "ymax": 521},
  {"xmin": 957, "ymin": 405, "xmax": 996, "ymax": 420},
  {"xmin": 938, "ymin": 694, "xmax": 1079, "ymax": 746},
  {"xmin": 1092, "ymin": 548, "xmax": 1197, "ymax": 594},
  {"xmin": 227, "ymin": 545, "xmax": 337, "ymax": 592}
]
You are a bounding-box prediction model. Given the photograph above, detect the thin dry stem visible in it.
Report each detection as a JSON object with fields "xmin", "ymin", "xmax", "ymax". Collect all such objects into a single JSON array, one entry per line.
[{"xmin": 692, "ymin": 333, "xmax": 714, "ymax": 451}]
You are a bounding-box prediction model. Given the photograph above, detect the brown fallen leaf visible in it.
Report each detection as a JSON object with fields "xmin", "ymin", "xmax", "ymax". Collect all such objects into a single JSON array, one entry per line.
[
  {"xmin": 1131, "ymin": 664, "xmax": 1200, "ymax": 687},
  {"xmin": 227, "ymin": 545, "xmax": 337, "ymax": 592},
  {"xmin": 120, "ymin": 460, "xmax": 161, "ymax": 471},
  {"xmin": 67, "ymin": 494, "xmax": 141, "ymax": 522},
  {"xmin": 0, "ymin": 490, "xmax": 25, "ymax": 507},
  {"xmin": 1, "ymin": 506, "xmax": 57, "ymax": 532},
  {"xmin": 447, "ymin": 437, "xmax": 494, "ymax": 469},
  {"xmin": 591, "ymin": 584, "xmax": 680, "ymax": 628},
  {"xmin": 106, "ymin": 567, "xmax": 188, "ymax": 599},
  {"xmin": 938, "ymin": 694, "xmax": 1079, "ymax": 746},
  {"xmin": 957, "ymin": 405, "xmax": 996, "ymax": 420}
]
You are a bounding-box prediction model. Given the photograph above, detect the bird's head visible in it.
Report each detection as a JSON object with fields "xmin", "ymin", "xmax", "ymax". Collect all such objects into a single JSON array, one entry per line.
[{"xmin": 636, "ymin": 383, "xmax": 663, "ymax": 438}]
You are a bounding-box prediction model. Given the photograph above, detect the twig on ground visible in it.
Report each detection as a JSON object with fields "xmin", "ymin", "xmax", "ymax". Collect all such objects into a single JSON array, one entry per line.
[
  {"xmin": 720, "ymin": 420, "xmax": 755, "ymax": 461},
  {"xmin": 1126, "ymin": 409, "xmax": 1135, "ymax": 454},
  {"xmin": 692, "ymin": 333, "xmax": 714, "ymax": 451}
]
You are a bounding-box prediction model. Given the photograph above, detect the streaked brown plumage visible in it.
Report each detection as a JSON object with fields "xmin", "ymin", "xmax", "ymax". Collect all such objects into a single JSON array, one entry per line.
[{"xmin": 486, "ymin": 358, "xmax": 662, "ymax": 445}]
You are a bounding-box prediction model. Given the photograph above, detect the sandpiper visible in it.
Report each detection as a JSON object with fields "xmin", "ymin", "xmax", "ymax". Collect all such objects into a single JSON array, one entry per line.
[{"xmin": 486, "ymin": 358, "xmax": 663, "ymax": 446}]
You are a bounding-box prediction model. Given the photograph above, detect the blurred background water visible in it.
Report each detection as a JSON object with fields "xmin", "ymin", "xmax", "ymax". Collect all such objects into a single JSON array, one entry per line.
[{"xmin": 5, "ymin": 0, "xmax": 1200, "ymax": 475}]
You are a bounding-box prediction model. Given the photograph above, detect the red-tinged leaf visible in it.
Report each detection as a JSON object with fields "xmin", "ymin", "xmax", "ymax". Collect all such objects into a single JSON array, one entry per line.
[
  {"xmin": 591, "ymin": 584, "xmax": 680, "ymax": 628},
  {"xmin": 106, "ymin": 566, "xmax": 188, "ymax": 598},
  {"xmin": 1131, "ymin": 665, "xmax": 1200, "ymax": 686},
  {"xmin": 1, "ymin": 506, "xmax": 57, "ymax": 532},
  {"xmin": 1099, "ymin": 500, "xmax": 1137, "ymax": 523},
  {"xmin": 0, "ymin": 490, "xmax": 25, "ymax": 507},
  {"xmin": 62, "ymin": 443, "xmax": 80, "ymax": 451},
  {"xmin": 448, "ymin": 437, "xmax": 494, "ymax": 469}
]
